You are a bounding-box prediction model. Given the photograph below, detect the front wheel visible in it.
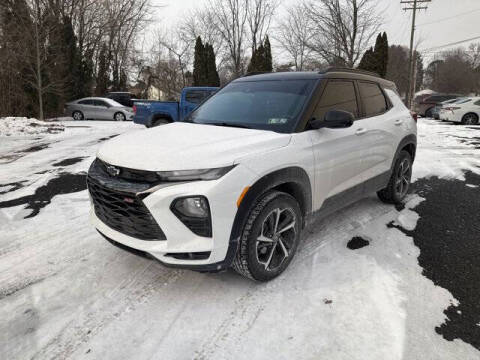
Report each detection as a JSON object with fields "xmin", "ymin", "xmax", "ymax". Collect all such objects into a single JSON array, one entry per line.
[
  {"xmin": 232, "ymin": 191, "xmax": 302, "ymax": 282},
  {"xmin": 377, "ymin": 150, "xmax": 413, "ymax": 204},
  {"xmin": 114, "ymin": 112, "xmax": 126, "ymax": 122}
]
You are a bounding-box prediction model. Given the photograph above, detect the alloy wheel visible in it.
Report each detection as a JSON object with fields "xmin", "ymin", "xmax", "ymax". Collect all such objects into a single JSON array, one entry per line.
[
  {"xmin": 463, "ymin": 114, "xmax": 478, "ymax": 125},
  {"xmin": 395, "ymin": 158, "xmax": 412, "ymax": 198},
  {"xmin": 256, "ymin": 207, "xmax": 297, "ymax": 271},
  {"xmin": 115, "ymin": 113, "xmax": 125, "ymax": 121}
]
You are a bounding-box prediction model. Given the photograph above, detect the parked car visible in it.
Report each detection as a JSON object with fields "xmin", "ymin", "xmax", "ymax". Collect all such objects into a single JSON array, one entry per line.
[
  {"xmin": 65, "ymin": 97, "xmax": 134, "ymax": 121},
  {"xmin": 415, "ymin": 94, "xmax": 459, "ymax": 117},
  {"xmin": 133, "ymin": 87, "xmax": 218, "ymax": 127},
  {"xmin": 106, "ymin": 92, "xmax": 137, "ymax": 107},
  {"xmin": 438, "ymin": 98, "xmax": 472, "ymax": 121},
  {"xmin": 87, "ymin": 69, "xmax": 417, "ymax": 281},
  {"xmin": 431, "ymin": 98, "xmax": 458, "ymax": 119},
  {"xmin": 440, "ymin": 97, "xmax": 480, "ymax": 124}
]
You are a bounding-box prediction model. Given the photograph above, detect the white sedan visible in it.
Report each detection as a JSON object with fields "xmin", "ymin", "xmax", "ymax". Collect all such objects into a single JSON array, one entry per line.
[{"xmin": 440, "ymin": 97, "xmax": 480, "ymax": 124}]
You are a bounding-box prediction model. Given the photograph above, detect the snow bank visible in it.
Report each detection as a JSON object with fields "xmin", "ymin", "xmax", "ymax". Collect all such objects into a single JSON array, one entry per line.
[{"xmin": 0, "ymin": 117, "xmax": 64, "ymax": 136}]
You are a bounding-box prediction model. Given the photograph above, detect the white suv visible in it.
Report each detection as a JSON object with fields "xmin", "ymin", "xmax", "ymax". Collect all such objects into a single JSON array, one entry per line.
[{"xmin": 88, "ymin": 69, "xmax": 417, "ymax": 281}]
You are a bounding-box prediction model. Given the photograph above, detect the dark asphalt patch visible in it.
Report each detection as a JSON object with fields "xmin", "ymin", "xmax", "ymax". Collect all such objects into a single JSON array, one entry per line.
[
  {"xmin": 52, "ymin": 157, "xmax": 87, "ymax": 167},
  {"xmin": 409, "ymin": 173, "xmax": 480, "ymax": 350},
  {"xmin": 98, "ymin": 134, "xmax": 119, "ymax": 142},
  {"xmin": 0, "ymin": 181, "xmax": 26, "ymax": 195},
  {"xmin": 17, "ymin": 143, "xmax": 49, "ymax": 153},
  {"xmin": 347, "ymin": 236, "xmax": 370, "ymax": 250},
  {"xmin": 0, "ymin": 173, "xmax": 87, "ymax": 218}
]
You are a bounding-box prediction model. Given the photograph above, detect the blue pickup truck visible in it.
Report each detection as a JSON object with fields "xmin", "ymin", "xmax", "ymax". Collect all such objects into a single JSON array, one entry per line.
[{"xmin": 133, "ymin": 87, "xmax": 218, "ymax": 127}]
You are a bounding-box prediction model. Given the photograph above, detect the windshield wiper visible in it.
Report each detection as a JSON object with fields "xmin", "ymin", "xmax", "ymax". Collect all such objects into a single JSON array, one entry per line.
[{"xmin": 203, "ymin": 122, "xmax": 252, "ymax": 129}]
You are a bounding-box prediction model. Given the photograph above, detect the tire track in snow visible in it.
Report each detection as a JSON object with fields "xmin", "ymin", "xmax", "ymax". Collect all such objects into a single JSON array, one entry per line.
[{"xmin": 31, "ymin": 262, "xmax": 183, "ymax": 360}]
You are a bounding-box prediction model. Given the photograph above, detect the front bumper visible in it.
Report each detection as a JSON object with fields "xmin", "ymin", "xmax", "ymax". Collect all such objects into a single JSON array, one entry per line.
[{"xmin": 89, "ymin": 162, "xmax": 258, "ymax": 270}]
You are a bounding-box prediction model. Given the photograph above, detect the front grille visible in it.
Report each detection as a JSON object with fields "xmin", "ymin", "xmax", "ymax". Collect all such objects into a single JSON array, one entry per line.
[
  {"xmin": 88, "ymin": 177, "xmax": 166, "ymax": 241},
  {"xmin": 96, "ymin": 159, "xmax": 160, "ymax": 183}
]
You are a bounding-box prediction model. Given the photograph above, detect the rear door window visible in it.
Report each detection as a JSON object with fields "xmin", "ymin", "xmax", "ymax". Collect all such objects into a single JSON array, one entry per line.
[
  {"xmin": 358, "ymin": 82, "xmax": 388, "ymax": 117},
  {"xmin": 185, "ymin": 90, "xmax": 210, "ymax": 104},
  {"xmin": 313, "ymin": 80, "xmax": 359, "ymax": 121},
  {"xmin": 94, "ymin": 100, "xmax": 110, "ymax": 107}
]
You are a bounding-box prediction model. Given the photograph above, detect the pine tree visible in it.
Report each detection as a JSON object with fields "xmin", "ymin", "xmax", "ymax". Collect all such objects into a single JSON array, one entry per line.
[
  {"xmin": 96, "ymin": 43, "xmax": 109, "ymax": 95},
  {"xmin": 358, "ymin": 32, "xmax": 389, "ymax": 77},
  {"xmin": 247, "ymin": 36, "xmax": 272, "ymax": 73},
  {"xmin": 193, "ymin": 36, "xmax": 207, "ymax": 86},
  {"xmin": 378, "ymin": 32, "xmax": 389, "ymax": 78},
  {"xmin": 205, "ymin": 43, "xmax": 220, "ymax": 86},
  {"xmin": 264, "ymin": 35, "xmax": 272, "ymax": 72}
]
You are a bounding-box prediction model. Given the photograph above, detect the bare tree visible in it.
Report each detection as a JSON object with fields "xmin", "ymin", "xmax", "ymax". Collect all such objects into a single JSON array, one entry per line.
[
  {"xmin": 247, "ymin": 0, "xmax": 278, "ymax": 53},
  {"xmin": 275, "ymin": 4, "xmax": 313, "ymax": 71},
  {"xmin": 304, "ymin": 0, "xmax": 381, "ymax": 67},
  {"xmin": 206, "ymin": 0, "xmax": 249, "ymax": 78}
]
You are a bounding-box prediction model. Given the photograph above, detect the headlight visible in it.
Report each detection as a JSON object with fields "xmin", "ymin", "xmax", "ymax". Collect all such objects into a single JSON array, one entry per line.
[{"xmin": 156, "ymin": 165, "xmax": 235, "ymax": 181}]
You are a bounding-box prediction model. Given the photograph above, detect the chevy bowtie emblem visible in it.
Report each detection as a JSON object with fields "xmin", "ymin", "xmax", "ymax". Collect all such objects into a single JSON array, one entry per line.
[{"xmin": 106, "ymin": 165, "xmax": 120, "ymax": 177}]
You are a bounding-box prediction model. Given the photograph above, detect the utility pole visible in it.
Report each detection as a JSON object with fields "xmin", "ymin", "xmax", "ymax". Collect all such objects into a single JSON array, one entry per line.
[{"xmin": 402, "ymin": 0, "xmax": 431, "ymax": 109}]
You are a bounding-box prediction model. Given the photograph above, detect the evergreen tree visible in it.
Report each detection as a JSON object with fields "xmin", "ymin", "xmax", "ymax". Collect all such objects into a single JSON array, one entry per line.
[
  {"xmin": 247, "ymin": 36, "xmax": 272, "ymax": 73},
  {"xmin": 264, "ymin": 35, "xmax": 272, "ymax": 72},
  {"xmin": 358, "ymin": 32, "xmax": 389, "ymax": 78},
  {"xmin": 193, "ymin": 36, "xmax": 207, "ymax": 86},
  {"xmin": 358, "ymin": 47, "xmax": 375, "ymax": 72},
  {"xmin": 96, "ymin": 43, "xmax": 109, "ymax": 95},
  {"xmin": 205, "ymin": 43, "xmax": 220, "ymax": 86}
]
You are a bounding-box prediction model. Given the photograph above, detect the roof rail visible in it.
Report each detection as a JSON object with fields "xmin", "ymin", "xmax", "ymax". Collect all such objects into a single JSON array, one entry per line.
[
  {"xmin": 320, "ymin": 67, "xmax": 380, "ymax": 78},
  {"xmin": 242, "ymin": 71, "xmax": 271, "ymax": 77}
]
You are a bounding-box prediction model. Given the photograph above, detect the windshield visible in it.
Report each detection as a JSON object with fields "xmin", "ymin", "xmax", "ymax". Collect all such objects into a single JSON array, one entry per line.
[{"xmin": 187, "ymin": 79, "xmax": 316, "ymax": 133}]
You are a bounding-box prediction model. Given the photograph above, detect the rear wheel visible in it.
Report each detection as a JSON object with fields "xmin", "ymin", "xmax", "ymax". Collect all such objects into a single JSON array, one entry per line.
[
  {"xmin": 461, "ymin": 113, "xmax": 479, "ymax": 125},
  {"xmin": 377, "ymin": 150, "xmax": 413, "ymax": 204},
  {"xmin": 232, "ymin": 191, "xmax": 302, "ymax": 282},
  {"xmin": 72, "ymin": 111, "xmax": 84, "ymax": 121},
  {"xmin": 152, "ymin": 118, "xmax": 170, "ymax": 127},
  {"xmin": 425, "ymin": 107, "xmax": 434, "ymax": 118},
  {"xmin": 114, "ymin": 112, "xmax": 126, "ymax": 122}
]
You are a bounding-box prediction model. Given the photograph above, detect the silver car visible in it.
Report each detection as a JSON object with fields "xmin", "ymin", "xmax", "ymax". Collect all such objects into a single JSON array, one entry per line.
[{"xmin": 65, "ymin": 97, "xmax": 134, "ymax": 121}]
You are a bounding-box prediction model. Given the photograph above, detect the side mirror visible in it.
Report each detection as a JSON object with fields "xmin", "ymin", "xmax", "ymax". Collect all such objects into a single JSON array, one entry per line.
[{"xmin": 309, "ymin": 110, "xmax": 355, "ymax": 129}]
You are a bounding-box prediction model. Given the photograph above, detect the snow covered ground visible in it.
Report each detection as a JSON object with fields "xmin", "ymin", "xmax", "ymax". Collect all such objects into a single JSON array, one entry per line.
[{"xmin": 0, "ymin": 118, "xmax": 479, "ymax": 360}]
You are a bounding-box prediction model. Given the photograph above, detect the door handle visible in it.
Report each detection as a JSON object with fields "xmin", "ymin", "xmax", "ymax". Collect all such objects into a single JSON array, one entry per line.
[
  {"xmin": 394, "ymin": 119, "xmax": 403, "ymax": 126},
  {"xmin": 356, "ymin": 128, "xmax": 367, "ymax": 135}
]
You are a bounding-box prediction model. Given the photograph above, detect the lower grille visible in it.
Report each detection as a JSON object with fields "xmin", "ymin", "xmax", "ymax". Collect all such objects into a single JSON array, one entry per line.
[{"xmin": 88, "ymin": 178, "xmax": 166, "ymax": 241}]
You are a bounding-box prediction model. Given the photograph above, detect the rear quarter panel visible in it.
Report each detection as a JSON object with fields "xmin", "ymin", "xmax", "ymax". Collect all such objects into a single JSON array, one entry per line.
[{"xmin": 133, "ymin": 101, "xmax": 179, "ymax": 126}]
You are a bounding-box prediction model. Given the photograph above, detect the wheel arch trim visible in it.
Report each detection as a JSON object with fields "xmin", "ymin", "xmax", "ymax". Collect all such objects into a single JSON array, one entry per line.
[{"xmin": 224, "ymin": 166, "xmax": 312, "ymax": 268}]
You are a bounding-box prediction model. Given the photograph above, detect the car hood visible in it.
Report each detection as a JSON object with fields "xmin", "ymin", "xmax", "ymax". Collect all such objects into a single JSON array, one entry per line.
[{"xmin": 97, "ymin": 122, "xmax": 291, "ymax": 171}]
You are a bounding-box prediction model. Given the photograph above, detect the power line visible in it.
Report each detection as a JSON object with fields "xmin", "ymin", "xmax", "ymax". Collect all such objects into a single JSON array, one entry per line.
[
  {"xmin": 421, "ymin": 35, "xmax": 480, "ymax": 53},
  {"xmin": 417, "ymin": 8, "xmax": 480, "ymax": 27}
]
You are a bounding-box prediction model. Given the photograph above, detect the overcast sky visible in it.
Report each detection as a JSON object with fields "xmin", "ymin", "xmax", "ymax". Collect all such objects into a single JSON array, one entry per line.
[{"xmin": 148, "ymin": 0, "xmax": 480, "ymax": 64}]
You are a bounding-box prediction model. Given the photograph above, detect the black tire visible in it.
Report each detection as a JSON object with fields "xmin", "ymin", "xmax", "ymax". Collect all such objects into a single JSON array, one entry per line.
[
  {"xmin": 377, "ymin": 150, "xmax": 413, "ymax": 204},
  {"xmin": 114, "ymin": 112, "xmax": 126, "ymax": 122},
  {"xmin": 152, "ymin": 118, "xmax": 170, "ymax": 127},
  {"xmin": 425, "ymin": 107, "xmax": 434, "ymax": 118},
  {"xmin": 461, "ymin": 113, "xmax": 479, "ymax": 125},
  {"xmin": 72, "ymin": 111, "xmax": 84, "ymax": 121},
  {"xmin": 232, "ymin": 190, "xmax": 302, "ymax": 282}
]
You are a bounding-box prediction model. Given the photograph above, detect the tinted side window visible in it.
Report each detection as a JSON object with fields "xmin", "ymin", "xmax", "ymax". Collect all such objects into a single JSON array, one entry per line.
[
  {"xmin": 313, "ymin": 80, "xmax": 359, "ymax": 120},
  {"xmin": 474, "ymin": 100, "xmax": 480, "ymax": 106},
  {"xmin": 78, "ymin": 99, "xmax": 93, "ymax": 105},
  {"xmin": 94, "ymin": 100, "xmax": 109, "ymax": 107},
  {"xmin": 359, "ymin": 82, "xmax": 387, "ymax": 117},
  {"xmin": 185, "ymin": 90, "xmax": 209, "ymax": 104}
]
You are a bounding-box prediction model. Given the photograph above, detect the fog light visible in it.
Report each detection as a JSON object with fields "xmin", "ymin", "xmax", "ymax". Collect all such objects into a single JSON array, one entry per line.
[
  {"xmin": 173, "ymin": 196, "xmax": 209, "ymax": 218},
  {"xmin": 171, "ymin": 196, "xmax": 212, "ymax": 237}
]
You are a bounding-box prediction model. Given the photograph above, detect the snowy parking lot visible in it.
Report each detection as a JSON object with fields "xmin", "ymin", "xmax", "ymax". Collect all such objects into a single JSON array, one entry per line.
[{"xmin": 1, "ymin": 118, "xmax": 480, "ymax": 359}]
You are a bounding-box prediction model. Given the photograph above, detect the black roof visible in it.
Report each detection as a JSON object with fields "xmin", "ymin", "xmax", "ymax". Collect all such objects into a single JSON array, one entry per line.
[{"xmin": 233, "ymin": 68, "xmax": 396, "ymax": 90}]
